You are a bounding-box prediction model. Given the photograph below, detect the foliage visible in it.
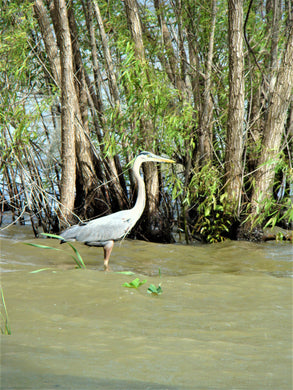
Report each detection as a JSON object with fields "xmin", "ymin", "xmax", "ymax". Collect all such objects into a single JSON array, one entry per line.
[
  {"xmin": 244, "ymin": 189, "xmax": 293, "ymax": 232},
  {"xmin": 25, "ymin": 233, "xmax": 86, "ymax": 269},
  {"xmin": 147, "ymin": 284, "xmax": 163, "ymax": 295},
  {"xmin": 123, "ymin": 276, "xmax": 163, "ymax": 295},
  {"xmin": 1, "ymin": 0, "xmax": 292, "ymax": 243},
  {"xmin": 185, "ymin": 165, "xmax": 233, "ymax": 242},
  {"xmin": 122, "ymin": 278, "xmax": 147, "ymax": 288},
  {"xmin": 0, "ymin": 288, "xmax": 11, "ymax": 335}
]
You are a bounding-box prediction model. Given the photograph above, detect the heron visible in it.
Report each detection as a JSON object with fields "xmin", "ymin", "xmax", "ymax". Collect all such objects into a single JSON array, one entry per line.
[{"xmin": 60, "ymin": 151, "xmax": 175, "ymax": 270}]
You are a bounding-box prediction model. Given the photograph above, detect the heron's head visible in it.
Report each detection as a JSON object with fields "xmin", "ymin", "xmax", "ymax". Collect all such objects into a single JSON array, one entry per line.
[{"xmin": 137, "ymin": 151, "xmax": 175, "ymax": 164}]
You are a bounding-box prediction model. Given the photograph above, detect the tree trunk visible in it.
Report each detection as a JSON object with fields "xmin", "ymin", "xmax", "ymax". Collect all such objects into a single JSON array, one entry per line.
[
  {"xmin": 92, "ymin": 0, "xmax": 120, "ymax": 107},
  {"xmin": 124, "ymin": 0, "xmax": 145, "ymax": 59},
  {"xmin": 198, "ymin": 0, "xmax": 217, "ymax": 165},
  {"xmin": 225, "ymin": 0, "xmax": 245, "ymax": 215},
  {"xmin": 34, "ymin": 0, "xmax": 61, "ymax": 86},
  {"xmin": 67, "ymin": 6, "xmax": 112, "ymax": 218},
  {"xmin": 249, "ymin": 26, "xmax": 293, "ymax": 219},
  {"xmin": 53, "ymin": 0, "xmax": 76, "ymax": 226},
  {"xmin": 124, "ymin": 0, "xmax": 171, "ymax": 241}
]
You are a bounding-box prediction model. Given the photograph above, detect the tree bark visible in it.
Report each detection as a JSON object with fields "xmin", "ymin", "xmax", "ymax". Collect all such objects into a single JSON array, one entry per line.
[
  {"xmin": 154, "ymin": 0, "xmax": 177, "ymax": 86},
  {"xmin": 198, "ymin": 0, "xmax": 217, "ymax": 165},
  {"xmin": 92, "ymin": 0, "xmax": 120, "ymax": 108},
  {"xmin": 225, "ymin": 0, "xmax": 245, "ymax": 215},
  {"xmin": 250, "ymin": 26, "xmax": 293, "ymax": 215},
  {"xmin": 52, "ymin": 0, "xmax": 76, "ymax": 226},
  {"xmin": 67, "ymin": 6, "xmax": 112, "ymax": 218},
  {"xmin": 34, "ymin": 0, "xmax": 61, "ymax": 85},
  {"xmin": 124, "ymin": 0, "xmax": 145, "ymax": 59}
]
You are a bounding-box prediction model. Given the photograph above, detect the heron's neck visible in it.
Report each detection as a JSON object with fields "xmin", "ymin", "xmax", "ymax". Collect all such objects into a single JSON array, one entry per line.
[{"xmin": 131, "ymin": 159, "xmax": 146, "ymax": 219}]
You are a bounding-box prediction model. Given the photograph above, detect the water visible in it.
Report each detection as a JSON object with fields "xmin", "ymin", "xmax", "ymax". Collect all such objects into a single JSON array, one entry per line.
[{"xmin": 0, "ymin": 224, "xmax": 292, "ymax": 389}]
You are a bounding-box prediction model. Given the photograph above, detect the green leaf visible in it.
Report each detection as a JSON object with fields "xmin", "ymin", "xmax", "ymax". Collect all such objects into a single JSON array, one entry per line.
[
  {"xmin": 0, "ymin": 287, "xmax": 11, "ymax": 335},
  {"xmin": 30, "ymin": 268, "xmax": 52, "ymax": 273},
  {"xmin": 26, "ymin": 234, "xmax": 86, "ymax": 269},
  {"xmin": 41, "ymin": 233, "xmax": 64, "ymax": 240},
  {"xmin": 122, "ymin": 278, "xmax": 147, "ymax": 288},
  {"xmin": 67, "ymin": 242, "xmax": 86, "ymax": 269},
  {"xmin": 25, "ymin": 243, "xmax": 62, "ymax": 251},
  {"xmin": 147, "ymin": 284, "xmax": 163, "ymax": 295}
]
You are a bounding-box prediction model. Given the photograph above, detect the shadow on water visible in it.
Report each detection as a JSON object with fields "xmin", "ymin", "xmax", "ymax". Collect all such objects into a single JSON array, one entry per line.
[
  {"xmin": 1, "ymin": 224, "xmax": 292, "ymax": 390},
  {"xmin": 3, "ymin": 363, "xmax": 189, "ymax": 390}
]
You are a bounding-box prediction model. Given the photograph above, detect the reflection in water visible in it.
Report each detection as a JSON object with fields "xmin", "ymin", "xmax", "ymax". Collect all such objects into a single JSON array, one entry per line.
[{"xmin": 1, "ymin": 225, "xmax": 292, "ymax": 389}]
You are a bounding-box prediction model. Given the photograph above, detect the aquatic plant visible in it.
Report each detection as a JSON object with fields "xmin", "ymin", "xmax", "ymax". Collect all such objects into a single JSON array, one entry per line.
[
  {"xmin": 116, "ymin": 271, "xmax": 135, "ymax": 275},
  {"xmin": 147, "ymin": 284, "xmax": 163, "ymax": 295},
  {"xmin": 123, "ymin": 270, "xmax": 163, "ymax": 295},
  {"xmin": 25, "ymin": 233, "xmax": 86, "ymax": 269},
  {"xmin": 122, "ymin": 278, "xmax": 147, "ymax": 288},
  {"xmin": 0, "ymin": 288, "xmax": 11, "ymax": 335}
]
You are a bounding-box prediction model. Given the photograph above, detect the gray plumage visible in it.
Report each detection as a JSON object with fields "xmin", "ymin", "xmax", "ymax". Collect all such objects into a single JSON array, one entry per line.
[
  {"xmin": 60, "ymin": 151, "xmax": 175, "ymax": 270},
  {"xmin": 60, "ymin": 209, "xmax": 137, "ymax": 244}
]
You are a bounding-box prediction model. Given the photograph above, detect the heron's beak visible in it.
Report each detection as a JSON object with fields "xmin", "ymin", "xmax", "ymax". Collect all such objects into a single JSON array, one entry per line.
[
  {"xmin": 160, "ymin": 157, "xmax": 176, "ymax": 163},
  {"xmin": 152, "ymin": 155, "xmax": 175, "ymax": 164}
]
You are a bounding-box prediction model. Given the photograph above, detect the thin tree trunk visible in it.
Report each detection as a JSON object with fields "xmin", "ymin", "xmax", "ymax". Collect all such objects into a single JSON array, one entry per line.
[
  {"xmin": 85, "ymin": 0, "xmax": 105, "ymax": 125},
  {"xmin": 52, "ymin": 0, "xmax": 76, "ymax": 226},
  {"xmin": 154, "ymin": 0, "xmax": 177, "ymax": 86},
  {"xmin": 68, "ymin": 6, "xmax": 109, "ymax": 218},
  {"xmin": 34, "ymin": 0, "xmax": 61, "ymax": 86},
  {"xmin": 198, "ymin": 0, "xmax": 217, "ymax": 165},
  {"xmin": 124, "ymin": 0, "xmax": 145, "ymax": 58},
  {"xmin": 225, "ymin": 0, "xmax": 245, "ymax": 215},
  {"xmin": 92, "ymin": 0, "xmax": 120, "ymax": 107}
]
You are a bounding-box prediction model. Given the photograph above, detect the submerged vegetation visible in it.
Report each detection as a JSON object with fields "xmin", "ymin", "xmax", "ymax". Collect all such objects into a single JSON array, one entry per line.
[
  {"xmin": 122, "ymin": 278, "xmax": 147, "ymax": 289},
  {"xmin": 123, "ymin": 277, "xmax": 163, "ymax": 295},
  {"xmin": 0, "ymin": 0, "xmax": 292, "ymax": 244},
  {"xmin": 26, "ymin": 233, "xmax": 86, "ymax": 269},
  {"xmin": 147, "ymin": 284, "xmax": 163, "ymax": 296},
  {"xmin": 0, "ymin": 288, "xmax": 11, "ymax": 335}
]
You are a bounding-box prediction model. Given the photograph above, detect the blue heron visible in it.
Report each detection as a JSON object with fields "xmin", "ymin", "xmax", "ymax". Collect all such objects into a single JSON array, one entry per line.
[{"xmin": 60, "ymin": 151, "xmax": 175, "ymax": 270}]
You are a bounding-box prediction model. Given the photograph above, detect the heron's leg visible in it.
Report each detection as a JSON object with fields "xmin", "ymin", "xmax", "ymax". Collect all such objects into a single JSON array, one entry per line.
[{"xmin": 103, "ymin": 240, "xmax": 114, "ymax": 271}]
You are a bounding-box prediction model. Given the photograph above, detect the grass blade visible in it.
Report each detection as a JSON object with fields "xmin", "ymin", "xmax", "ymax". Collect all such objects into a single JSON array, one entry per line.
[
  {"xmin": 25, "ymin": 243, "xmax": 62, "ymax": 250},
  {"xmin": 25, "ymin": 233, "xmax": 86, "ymax": 269},
  {"xmin": 30, "ymin": 268, "xmax": 52, "ymax": 274},
  {"xmin": 0, "ymin": 288, "xmax": 11, "ymax": 335},
  {"xmin": 67, "ymin": 242, "xmax": 86, "ymax": 269},
  {"xmin": 40, "ymin": 233, "xmax": 64, "ymax": 240}
]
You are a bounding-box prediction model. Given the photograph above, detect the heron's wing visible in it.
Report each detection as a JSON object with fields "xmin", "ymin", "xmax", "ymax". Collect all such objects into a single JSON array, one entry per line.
[{"xmin": 61, "ymin": 210, "xmax": 136, "ymax": 244}]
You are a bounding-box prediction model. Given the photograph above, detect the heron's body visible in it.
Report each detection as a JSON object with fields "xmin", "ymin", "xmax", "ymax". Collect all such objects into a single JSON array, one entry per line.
[
  {"xmin": 60, "ymin": 151, "xmax": 174, "ymax": 270},
  {"xmin": 61, "ymin": 209, "xmax": 139, "ymax": 243}
]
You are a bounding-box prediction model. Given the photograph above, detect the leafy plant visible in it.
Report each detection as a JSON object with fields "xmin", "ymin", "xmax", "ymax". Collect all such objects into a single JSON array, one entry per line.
[
  {"xmin": 186, "ymin": 164, "xmax": 232, "ymax": 243},
  {"xmin": 147, "ymin": 284, "xmax": 163, "ymax": 295},
  {"xmin": 0, "ymin": 288, "xmax": 11, "ymax": 335},
  {"xmin": 243, "ymin": 165, "xmax": 293, "ymax": 232},
  {"xmin": 25, "ymin": 233, "xmax": 86, "ymax": 269},
  {"xmin": 122, "ymin": 278, "xmax": 147, "ymax": 288}
]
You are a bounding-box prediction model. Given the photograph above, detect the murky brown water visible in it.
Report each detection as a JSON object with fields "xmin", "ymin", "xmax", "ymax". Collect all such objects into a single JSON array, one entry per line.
[{"xmin": 0, "ymin": 224, "xmax": 292, "ymax": 389}]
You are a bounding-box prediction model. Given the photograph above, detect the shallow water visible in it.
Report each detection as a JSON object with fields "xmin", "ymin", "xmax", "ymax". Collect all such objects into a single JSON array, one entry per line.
[{"xmin": 0, "ymin": 224, "xmax": 292, "ymax": 389}]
